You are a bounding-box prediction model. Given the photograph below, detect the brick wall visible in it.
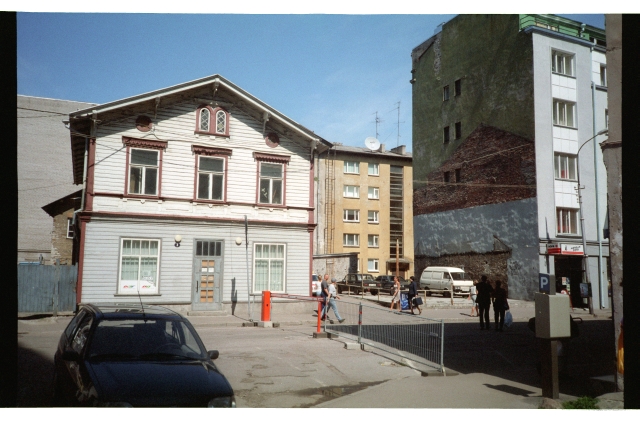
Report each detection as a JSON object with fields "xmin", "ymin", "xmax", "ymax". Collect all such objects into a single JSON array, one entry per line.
[{"xmin": 51, "ymin": 208, "xmax": 75, "ymax": 265}]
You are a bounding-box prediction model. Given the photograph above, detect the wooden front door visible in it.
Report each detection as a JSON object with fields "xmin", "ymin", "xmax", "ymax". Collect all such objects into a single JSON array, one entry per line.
[{"xmin": 193, "ymin": 240, "xmax": 224, "ymax": 311}]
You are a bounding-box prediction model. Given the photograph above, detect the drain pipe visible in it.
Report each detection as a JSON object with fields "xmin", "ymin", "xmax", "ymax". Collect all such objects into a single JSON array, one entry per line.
[{"xmin": 591, "ymin": 78, "xmax": 605, "ymax": 309}]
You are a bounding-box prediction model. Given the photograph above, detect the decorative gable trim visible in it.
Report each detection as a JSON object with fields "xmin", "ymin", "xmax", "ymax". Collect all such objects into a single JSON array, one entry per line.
[
  {"xmin": 253, "ymin": 152, "xmax": 291, "ymax": 164},
  {"xmin": 122, "ymin": 137, "xmax": 168, "ymax": 150},
  {"xmin": 192, "ymin": 145, "xmax": 233, "ymax": 156}
]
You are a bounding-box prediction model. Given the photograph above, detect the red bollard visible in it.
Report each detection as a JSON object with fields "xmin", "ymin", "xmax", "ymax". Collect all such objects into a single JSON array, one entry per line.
[
  {"xmin": 317, "ymin": 298, "xmax": 322, "ymax": 333},
  {"xmin": 261, "ymin": 291, "xmax": 271, "ymax": 322}
]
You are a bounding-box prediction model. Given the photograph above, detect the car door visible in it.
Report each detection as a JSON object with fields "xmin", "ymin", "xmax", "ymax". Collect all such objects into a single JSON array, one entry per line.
[
  {"xmin": 432, "ymin": 271, "xmax": 444, "ymax": 290},
  {"xmin": 60, "ymin": 313, "xmax": 94, "ymax": 405}
]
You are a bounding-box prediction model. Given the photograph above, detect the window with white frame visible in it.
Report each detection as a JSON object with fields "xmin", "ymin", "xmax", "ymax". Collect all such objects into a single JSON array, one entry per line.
[
  {"xmin": 600, "ymin": 64, "xmax": 607, "ymax": 87},
  {"xmin": 554, "ymin": 153, "xmax": 577, "ymax": 180},
  {"xmin": 258, "ymin": 162, "xmax": 283, "ymax": 205},
  {"xmin": 129, "ymin": 148, "xmax": 159, "ymax": 196},
  {"xmin": 196, "ymin": 105, "xmax": 229, "ymax": 136},
  {"xmin": 343, "ymin": 185, "xmax": 360, "ymax": 198},
  {"xmin": 343, "ymin": 209, "xmax": 360, "ymax": 222},
  {"xmin": 553, "ymin": 100, "xmax": 576, "ymax": 128},
  {"xmin": 343, "ymin": 161, "xmax": 360, "ymax": 174},
  {"xmin": 118, "ymin": 238, "xmax": 160, "ymax": 295},
  {"xmin": 443, "ymin": 85, "xmax": 450, "ymax": 101},
  {"xmin": 66, "ymin": 218, "xmax": 74, "ymax": 239},
  {"xmin": 368, "ymin": 163, "xmax": 379, "ymax": 176},
  {"xmin": 343, "ymin": 233, "xmax": 359, "ymax": 247},
  {"xmin": 368, "ymin": 258, "xmax": 379, "ymax": 272},
  {"xmin": 253, "ymin": 243, "xmax": 285, "ymax": 292},
  {"xmin": 215, "ymin": 109, "xmax": 227, "ymax": 134},
  {"xmin": 368, "ymin": 210, "xmax": 379, "ymax": 224},
  {"xmin": 557, "ymin": 208, "xmax": 580, "ymax": 235},
  {"xmin": 368, "ymin": 234, "xmax": 379, "ymax": 248},
  {"xmin": 197, "ymin": 156, "xmax": 225, "ymax": 200},
  {"xmin": 368, "ymin": 187, "xmax": 379, "ymax": 199},
  {"xmin": 552, "ymin": 51, "xmax": 574, "ymax": 76}
]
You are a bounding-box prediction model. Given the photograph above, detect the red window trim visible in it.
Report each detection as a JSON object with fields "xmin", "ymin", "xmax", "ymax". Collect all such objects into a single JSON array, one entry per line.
[
  {"xmin": 192, "ymin": 145, "xmax": 232, "ymax": 203},
  {"xmin": 253, "ymin": 152, "xmax": 290, "ymax": 164},
  {"xmin": 255, "ymin": 153, "xmax": 288, "ymax": 206},
  {"xmin": 123, "ymin": 137, "xmax": 165, "ymax": 198},
  {"xmin": 195, "ymin": 105, "xmax": 230, "ymax": 137}
]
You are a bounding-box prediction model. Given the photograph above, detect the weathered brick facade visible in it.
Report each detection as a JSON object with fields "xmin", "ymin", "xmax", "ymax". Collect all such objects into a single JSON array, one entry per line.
[
  {"xmin": 42, "ymin": 190, "xmax": 81, "ymax": 265},
  {"xmin": 414, "ymin": 124, "xmax": 536, "ymax": 216}
]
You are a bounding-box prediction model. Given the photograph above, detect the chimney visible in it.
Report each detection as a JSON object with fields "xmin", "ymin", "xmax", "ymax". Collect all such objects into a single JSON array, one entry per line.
[
  {"xmin": 390, "ymin": 145, "xmax": 406, "ymax": 155},
  {"xmin": 379, "ymin": 144, "xmax": 385, "ymax": 153}
]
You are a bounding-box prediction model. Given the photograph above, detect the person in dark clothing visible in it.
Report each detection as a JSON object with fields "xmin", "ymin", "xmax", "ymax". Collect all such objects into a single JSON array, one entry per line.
[
  {"xmin": 475, "ymin": 275, "xmax": 492, "ymax": 330},
  {"xmin": 492, "ymin": 280, "xmax": 508, "ymax": 332},
  {"xmin": 408, "ymin": 276, "xmax": 422, "ymax": 315},
  {"xmin": 319, "ymin": 274, "xmax": 330, "ymax": 320}
]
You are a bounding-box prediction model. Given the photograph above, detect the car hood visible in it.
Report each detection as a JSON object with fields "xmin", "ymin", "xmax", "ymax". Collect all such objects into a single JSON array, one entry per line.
[{"xmin": 86, "ymin": 360, "xmax": 233, "ymax": 406}]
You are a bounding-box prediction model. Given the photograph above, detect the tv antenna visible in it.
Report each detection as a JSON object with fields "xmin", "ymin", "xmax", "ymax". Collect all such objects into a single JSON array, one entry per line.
[
  {"xmin": 372, "ymin": 111, "xmax": 383, "ymax": 139},
  {"xmin": 365, "ymin": 137, "xmax": 381, "ymax": 151}
]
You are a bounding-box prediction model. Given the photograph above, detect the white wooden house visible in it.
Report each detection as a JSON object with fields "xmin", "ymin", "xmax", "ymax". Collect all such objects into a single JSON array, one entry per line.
[{"xmin": 68, "ymin": 75, "xmax": 331, "ymax": 313}]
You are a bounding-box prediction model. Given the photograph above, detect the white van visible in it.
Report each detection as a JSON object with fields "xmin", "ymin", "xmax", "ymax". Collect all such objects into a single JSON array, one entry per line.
[{"xmin": 419, "ymin": 266, "xmax": 473, "ymax": 297}]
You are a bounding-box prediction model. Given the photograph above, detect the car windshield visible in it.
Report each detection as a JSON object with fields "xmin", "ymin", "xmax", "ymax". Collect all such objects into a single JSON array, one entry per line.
[
  {"xmin": 449, "ymin": 272, "xmax": 466, "ymax": 281},
  {"xmin": 361, "ymin": 275, "xmax": 374, "ymax": 282},
  {"xmin": 87, "ymin": 318, "xmax": 208, "ymax": 361}
]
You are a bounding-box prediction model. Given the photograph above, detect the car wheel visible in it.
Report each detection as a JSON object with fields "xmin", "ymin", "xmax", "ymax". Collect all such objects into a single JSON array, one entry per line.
[
  {"xmin": 370, "ymin": 289, "xmax": 379, "ymax": 296},
  {"xmin": 445, "ymin": 290, "xmax": 452, "ymax": 298}
]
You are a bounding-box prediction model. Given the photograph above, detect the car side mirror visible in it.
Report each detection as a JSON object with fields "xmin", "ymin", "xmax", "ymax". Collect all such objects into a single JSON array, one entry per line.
[
  {"xmin": 62, "ymin": 348, "xmax": 81, "ymax": 361},
  {"xmin": 208, "ymin": 350, "xmax": 219, "ymax": 360}
]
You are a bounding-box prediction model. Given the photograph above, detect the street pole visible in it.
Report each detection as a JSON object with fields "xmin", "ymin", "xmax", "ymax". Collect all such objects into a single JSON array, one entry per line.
[{"xmin": 245, "ymin": 215, "xmax": 252, "ymax": 321}]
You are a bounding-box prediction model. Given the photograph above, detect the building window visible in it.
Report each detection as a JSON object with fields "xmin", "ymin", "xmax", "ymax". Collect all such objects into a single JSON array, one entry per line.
[
  {"xmin": 554, "ymin": 153, "xmax": 577, "ymax": 180},
  {"xmin": 553, "ymin": 100, "xmax": 576, "ymax": 128},
  {"xmin": 455, "ymin": 122, "xmax": 461, "ymax": 139},
  {"xmin": 368, "ymin": 234, "xmax": 379, "ymax": 248},
  {"xmin": 557, "ymin": 208, "xmax": 579, "ymax": 235},
  {"xmin": 368, "ymin": 259, "xmax": 379, "ymax": 273},
  {"xmin": 343, "ymin": 209, "xmax": 360, "ymax": 222},
  {"xmin": 368, "ymin": 163, "xmax": 379, "ymax": 176},
  {"xmin": 368, "ymin": 210, "xmax": 379, "ymax": 224},
  {"xmin": 66, "ymin": 218, "xmax": 74, "ymax": 239},
  {"xmin": 343, "ymin": 185, "xmax": 360, "ymax": 198},
  {"xmin": 552, "ymin": 51, "xmax": 574, "ymax": 77},
  {"xmin": 343, "ymin": 234, "xmax": 359, "ymax": 247},
  {"xmin": 197, "ymin": 156, "xmax": 225, "ymax": 201},
  {"xmin": 128, "ymin": 148, "xmax": 159, "ymax": 196},
  {"xmin": 118, "ymin": 238, "xmax": 160, "ymax": 295},
  {"xmin": 443, "ymin": 126, "xmax": 450, "ymax": 143},
  {"xmin": 368, "ymin": 187, "xmax": 379, "ymax": 200},
  {"xmin": 195, "ymin": 105, "xmax": 229, "ymax": 136},
  {"xmin": 455, "ymin": 168, "xmax": 461, "ymax": 183},
  {"xmin": 443, "ymin": 171, "xmax": 450, "ymax": 183},
  {"xmin": 253, "ymin": 243, "xmax": 285, "ymax": 293},
  {"xmin": 443, "ymin": 85, "xmax": 450, "ymax": 101},
  {"xmin": 258, "ymin": 162, "xmax": 284, "ymax": 205},
  {"xmin": 343, "ymin": 161, "xmax": 360, "ymax": 174},
  {"xmin": 600, "ymin": 64, "xmax": 607, "ymax": 87},
  {"xmin": 454, "ymin": 79, "xmax": 461, "ymax": 96}
]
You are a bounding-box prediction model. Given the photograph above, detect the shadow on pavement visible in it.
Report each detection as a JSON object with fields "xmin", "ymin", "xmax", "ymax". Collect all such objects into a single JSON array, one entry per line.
[{"xmin": 17, "ymin": 344, "xmax": 54, "ymax": 407}]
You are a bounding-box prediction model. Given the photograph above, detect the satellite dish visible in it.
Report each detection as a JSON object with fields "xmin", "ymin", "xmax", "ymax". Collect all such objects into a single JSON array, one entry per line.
[{"xmin": 365, "ymin": 137, "xmax": 380, "ymax": 151}]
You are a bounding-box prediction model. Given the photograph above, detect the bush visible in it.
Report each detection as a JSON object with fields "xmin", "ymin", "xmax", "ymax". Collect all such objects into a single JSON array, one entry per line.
[{"xmin": 562, "ymin": 396, "xmax": 599, "ymax": 409}]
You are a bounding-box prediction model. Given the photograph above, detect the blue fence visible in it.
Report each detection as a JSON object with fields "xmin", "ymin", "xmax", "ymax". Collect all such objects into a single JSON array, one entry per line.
[{"xmin": 18, "ymin": 263, "xmax": 77, "ymax": 313}]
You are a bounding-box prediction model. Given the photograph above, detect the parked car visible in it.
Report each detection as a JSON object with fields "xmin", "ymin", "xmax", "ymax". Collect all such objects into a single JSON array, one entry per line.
[
  {"xmin": 311, "ymin": 273, "xmax": 322, "ymax": 296},
  {"xmin": 336, "ymin": 273, "xmax": 382, "ymax": 295},
  {"xmin": 375, "ymin": 275, "xmax": 409, "ymax": 295},
  {"xmin": 52, "ymin": 303, "xmax": 235, "ymax": 407},
  {"xmin": 419, "ymin": 266, "xmax": 473, "ymax": 297}
]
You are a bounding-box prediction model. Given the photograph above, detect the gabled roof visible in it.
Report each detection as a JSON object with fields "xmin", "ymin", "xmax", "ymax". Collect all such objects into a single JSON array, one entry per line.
[{"xmin": 41, "ymin": 190, "xmax": 82, "ymax": 217}]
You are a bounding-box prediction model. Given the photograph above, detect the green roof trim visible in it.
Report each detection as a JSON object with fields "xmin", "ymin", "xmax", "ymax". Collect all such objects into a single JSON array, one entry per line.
[{"xmin": 519, "ymin": 14, "xmax": 605, "ymax": 43}]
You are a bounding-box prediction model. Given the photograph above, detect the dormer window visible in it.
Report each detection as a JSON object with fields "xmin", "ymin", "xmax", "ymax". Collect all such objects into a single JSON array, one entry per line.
[{"xmin": 195, "ymin": 105, "xmax": 230, "ymax": 137}]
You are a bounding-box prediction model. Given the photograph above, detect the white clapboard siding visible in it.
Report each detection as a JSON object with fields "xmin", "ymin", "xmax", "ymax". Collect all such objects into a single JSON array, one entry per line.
[{"xmin": 81, "ymin": 217, "xmax": 311, "ymax": 304}]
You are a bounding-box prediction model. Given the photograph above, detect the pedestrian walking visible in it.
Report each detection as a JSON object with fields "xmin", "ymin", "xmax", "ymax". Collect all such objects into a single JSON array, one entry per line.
[
  {"xmin": 491, "ymin": 280, "xmax": 508, "ymax": 332},
  {"xmin": 469, "ymin": 279, "xmax": 478, "ymax": 317},
  {"xmin": 408, "ymin": 276, "xmax": 422, "ymax": 315},
  {"xmin": 476, "ymin": 275, "xmax": 492, "ymax": 330},
  {"xmin": 319, "ymin": 274, "xmax": 330, "ymax": 320},
  {"xmin": 324, "ymin": 278, "xmax": 345, "ymax": 323},
  {"xmin": 389, "ymin": 276, "xmax": 401, "ymax": 311}
]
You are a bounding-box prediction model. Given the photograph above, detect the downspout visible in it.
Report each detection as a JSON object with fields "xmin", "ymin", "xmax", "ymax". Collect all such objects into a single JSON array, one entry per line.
[{"xmin": 591, "ymin": 76, "xmax": 605, "ymax": 309}]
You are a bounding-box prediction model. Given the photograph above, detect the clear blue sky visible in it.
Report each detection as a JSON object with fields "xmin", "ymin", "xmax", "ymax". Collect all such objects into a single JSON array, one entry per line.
[{"xmin": 17, "ymin": 12, "xmax": 605, "ymax": 150}]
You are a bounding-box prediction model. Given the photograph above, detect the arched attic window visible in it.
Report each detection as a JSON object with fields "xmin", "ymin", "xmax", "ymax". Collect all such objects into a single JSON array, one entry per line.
[{"xmin": 195, "ymin": 105, "xmax": 230, "ymax": 137}]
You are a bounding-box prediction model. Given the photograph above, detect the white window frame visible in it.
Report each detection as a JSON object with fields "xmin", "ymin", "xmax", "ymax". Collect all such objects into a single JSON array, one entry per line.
[
  {"xmin": 368, "ymin": 163, "xmax": 379, "ymax": 176},
  {"xmin": 343, "ymin": 185, "xmax": 360, "ymax": 198},
  {"xmin": 368, "ymin": 210, "xmax": 379, "ymax": 224},
  {"xmin": 599, "ymin": 64, "xmax": 607, "ymax": 87},
  {"xmin": 253, "ymin": 243, "xmax": 286, "ymax": 293},
  {"xmin": 553, "ymin": 100, "xmax": 576, "ymax": 128},
  {"xmin": 368, "ymin": 187, "xmax": 380, "ymax": 200},
  {"xmin": 367, "ymin": 258, "xmax": 379, "ymax": 273},
  {"xmin": 128, "ymin": 148, "xmax": 159, "ymax": 196},
  {"xmin": 199, "ymin": 108, "xmax": 211, "ymax": 132},
  {"xmin": 343, "ymin": 209, "xmax": 360, "ymax": 222},
  {"xmin": 557, "ymin": 208, "xmax": 580, "ymax": 236},
  {"xmin": 552, "ymin": 50, "xmax": 574, "ymax": 77},
  {"xmin": 554, "ymin": 153, "xmax": 577, "ymax": 181},
  {"xmin": 118, "ymin": 238, "xmax": 161, "ymax": 295},
  {"xmin": 443, "ymin": 85, "xmax": 450, "ymax": 101},
  {"xmin": 66, "ymin": 218, "xmax": 74, "ymax": 239},
  {"xmin": 343, "ymin": 234, "xmax": 359, "ymax": 247},
  {"xmin": 197, "ymin": 156, "xmax": 225, "ymax": 201},
  {"xmin": 215, "ymin": 109, "xmax": 227, "ymax": 134},
  {"xmin": 343, "ymin": 161, "xmax": 360, "ymax": 174},
  {"xmin": 258, "ymin": 162, "xmax": 284, "ymax": 205},
  {"xmin": 368, "ymin": 234, "xmax": 379, "ymax": 248}
]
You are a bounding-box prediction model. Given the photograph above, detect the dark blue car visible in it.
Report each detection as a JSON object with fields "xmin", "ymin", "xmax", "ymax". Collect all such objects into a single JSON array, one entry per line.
[{"xmin": 53, "ymin": 303, "xmax": 235, "ymax": 407}]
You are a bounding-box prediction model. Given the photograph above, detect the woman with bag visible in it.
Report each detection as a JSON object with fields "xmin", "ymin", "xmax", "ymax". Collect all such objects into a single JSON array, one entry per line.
[
  {"xmin": 491, "ymin": 280, "xmax": 508, "ymax": 332},
  {"xmin": 389, "ymin": 276, "xmax": 401, "ymax": 311},
  {"xmin": 408, "ymin": 276, "xmax": 422, "ymax": 315}
]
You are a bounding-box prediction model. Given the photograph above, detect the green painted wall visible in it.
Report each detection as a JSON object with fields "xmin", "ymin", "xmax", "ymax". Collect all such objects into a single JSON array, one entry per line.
[{"xmin": 411, "ymin": 14, "xmax": 535, "ymax": 188}]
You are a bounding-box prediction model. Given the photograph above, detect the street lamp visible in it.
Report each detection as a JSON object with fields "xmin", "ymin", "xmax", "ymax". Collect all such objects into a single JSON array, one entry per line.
[{"xmin": 575, "ymin": 128, "xmax": 608, "ymax": 315}]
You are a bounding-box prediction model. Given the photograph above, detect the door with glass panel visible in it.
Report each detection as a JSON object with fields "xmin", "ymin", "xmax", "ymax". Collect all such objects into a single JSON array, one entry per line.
[{"xmin": 193, "ymin": 240, "xmax": 224, "ymax": 311}]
